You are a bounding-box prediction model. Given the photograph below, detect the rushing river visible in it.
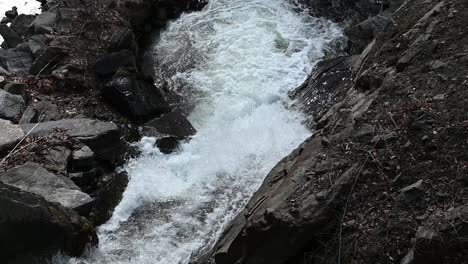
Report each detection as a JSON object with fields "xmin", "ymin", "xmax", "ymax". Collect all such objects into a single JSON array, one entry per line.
[{"xmin": 60, "ymin": 0, "xmax": 341, "ymax": 263}]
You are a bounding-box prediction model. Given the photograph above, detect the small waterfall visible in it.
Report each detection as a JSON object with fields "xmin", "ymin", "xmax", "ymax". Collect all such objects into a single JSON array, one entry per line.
[{"xmin": 62, "ymin": 0, "xmax": 342, "ymax": 263}]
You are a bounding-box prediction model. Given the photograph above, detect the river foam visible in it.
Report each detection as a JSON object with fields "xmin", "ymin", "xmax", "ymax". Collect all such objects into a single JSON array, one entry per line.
[{"xmin": 62, "ymin": 0, "xmax": 342, "ymax": 263}]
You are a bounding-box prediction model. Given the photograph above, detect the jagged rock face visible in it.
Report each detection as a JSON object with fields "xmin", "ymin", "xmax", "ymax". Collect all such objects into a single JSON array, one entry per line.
[
  {"xmin": 213, "ymin": 136, "xmax": 356, "ymax": 264},
  {"xmin": 290, "ymin": 56, "xmax": 356, "ymax": 127},
  {"xmin": 300, "ymin": 0, "xmax": 381, "ymax": 24},
  {"xmin": 213, "ymin": 0, "xmax": 468, "ymax": 263},
  {"xmin": 0, "ymin": 182, "xmax": 97, "ymax": 262}
]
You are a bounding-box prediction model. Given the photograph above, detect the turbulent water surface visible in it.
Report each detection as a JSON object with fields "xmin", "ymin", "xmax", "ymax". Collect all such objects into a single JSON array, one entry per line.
[{"xmin": 62, "ymin": 0, "xmax": 341, "ymax": 263}]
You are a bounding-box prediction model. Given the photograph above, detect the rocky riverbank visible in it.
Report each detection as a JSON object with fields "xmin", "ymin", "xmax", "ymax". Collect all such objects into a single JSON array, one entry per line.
[
  {"xmin": 211, "ymin": 0, "xmax": 468, "ymax": 263},
  {"xmin": 1, "ymin": 0, "xmax": 467, "ymax": 263},
  {"xmin": 0, "ymin": 0, "xmax": 205, "ymax": 262}
]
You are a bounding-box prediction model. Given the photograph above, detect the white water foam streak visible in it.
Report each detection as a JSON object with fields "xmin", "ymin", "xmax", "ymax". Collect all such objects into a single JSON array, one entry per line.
[{"xmin": 64, "ymin": 1, "xmax": 342, "ymax": 263}]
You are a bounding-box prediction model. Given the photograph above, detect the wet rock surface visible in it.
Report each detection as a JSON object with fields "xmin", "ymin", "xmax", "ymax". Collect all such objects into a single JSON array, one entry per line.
[{"xmin": 101, "ymin": 74, "xmax": 170, "ymax": 121}]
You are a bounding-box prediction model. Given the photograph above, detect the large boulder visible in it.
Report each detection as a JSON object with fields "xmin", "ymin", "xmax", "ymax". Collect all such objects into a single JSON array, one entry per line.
[
  {"xmin": 4, "ymin": 7, "xmax": 18, "ymax": 20},
  {"xmin": 0, "ymin": 181, "xmax": 96, "ymax": 262},
  {"xmin": 29, "ymin": 12, "xmax": 56, "ymax": 34},
  {"xmin": 0, "ymin": 24, "xmax": 21, "ymax": 49},
  {"xmin": 87, "ymin": 171, "xmax": 129, "ymax": 225},
  {"xmin": 10, "ymin": 14, "xmax": 36, "ymax": 39},
  {"xmin": 0, "ymin": 119, "xmax": 25, "ymax": 153},
  {"xmin": 21, "ymin": 119, "xmax": 125, "ymax": 164},
  {"xmin": 212, "ymin": 136, "xmax": 356, "ymax": 264},
  {"xmin": 145, "ymin": 110, "xmax": 196, "ymax": 138},
  {"xmin": 0, "ymin": 162, "xmax": 93, "ymax": 210},
  {"xmin": 101, "ymin": 74, "xmax": 170, "ymax": 121},
  {"xmin": 93, "ymin": 49, "xmax": 136, "ymax": 76},
  {"xmin": 0, "ymin": 89, "xmax": 25, "ymax": 120},
  {"xmin": 0, "ymin": 43, "xmax": 33, "ymax": 77},
  {"xmin": 143, "ymin": 110, "xmax": 197, "ymax": 153}
]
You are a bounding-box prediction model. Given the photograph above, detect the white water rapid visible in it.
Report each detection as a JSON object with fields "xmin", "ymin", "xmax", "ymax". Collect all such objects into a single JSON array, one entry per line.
[{"xmin": 60, "ymin": 0, "xmax": 341, "ymax": 263}]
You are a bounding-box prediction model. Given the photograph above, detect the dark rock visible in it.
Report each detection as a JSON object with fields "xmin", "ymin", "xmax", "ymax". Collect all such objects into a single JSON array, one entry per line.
[
  {"xmin": 406, "ymin": 204, "xmax": 468, "ymax": 263},
  {"xmin": 101, "ymin": 74, "xmax": 170, "ymax": 120},
  {"xmin": 0, "ymin": 181, "xmax": 97, "ymax": 262},
  {"xmin": 1, "ymin": 17, "xmax": 12, "ymax": 24},
  {"xmin": 68, "ymin": 168, "xmax": 104, "ymax": 193},
  {"xmin": 30, "ymin": 12, "xmax": 56, "ymax": 34},
  {"xmin": 290, "ymin": 56, "xmax": 355, "ymax": 125},
  {"xmin": 0, "ymin": 43, "xmax": 33, "ymax": 76},
  {"xmin": 355, "ymin": 67, "xmax": 385, "ymax": 91},
  {"xmin": 19, "ymin": 100, "xmax": 65, "ymax": 124},
  {"xmin": 0, "ymin": 89, "xmax": 25, "ymax": 120},
  {"xmin": 145, "ymin": 111, "xmax": 196, "ymax": 138},
  {"xmin": 88, "ymin": 171, "xmax": 129, "ymax": 225},
  {"xmin": 397, "ymin": 48, "xmax": 420, "ymax": 72},
  {"xmin": 156, "ymin": 136, "xmax": 182, "ymax": 154},
  {"xmin": 213, "ymin": 136, "xmax": 356, "ymax": 264},
  {"xmin": 346, "ymin": 15, "xmax": 393, "ymax": 54},
  {"xmin": 1, "ymin": 41, "xmax": 9, "ymax": 50},
  {"xmin": 43, "ymin": 144, "xmax": 72, "ymax": 174},
  {"xmin": 93, "ymin": 49, "xmax": 136, "ymax": 76},
  {"xmin": 301, "ymin": 0, "xmax": 381, "ymax": 24},
  {"xmin": 18, "ymin": 106, "xmax": 38, "ymax": 124},
  {"xmin": 2, "ymin": 82, "xmax": 27, "ymax": 98},
  {"xmin": 69, "ymin": 146, "xmax": 97, "ymax": 172},
  {"xmin": 56, "ymin": 8, "xmax": 82, "ymax": 34},
  {"xmin": 27, "ymin": 35, "xmax": 47, "ymax": 58},
  {"xmin": 0, "ymin": 119, "xmax": 25, "ymax": 153},
  {"xmin": 108, "ymin": 29, "xmax": 137, "ymax": 53},
  {"xmin": 0, "ymin": 162, "xmax": 93, "ymax": 210},
  {"xmin": 140, "ymin": 111, "xmax": 196, "ymax": 154},
  {"xmin": 10, "ymin": 14, "xmax": 35, "ymax": 39},
  {"xmin": 0, "ymin": 24, "xmax": 21, "ymax": 49},
  {"xmin": 30, "ymin": 36, "xmax": 70, "ymax": 75},
  {"xmin": 5, "ymin": 7, "xmax": 18, "ymax": 19},
  {"xmin": 398, "ymin": 180, "xmax": 426, "ymax": 203},
  {"xmin": 21, "ymin": 119, "xmax": 125, "ymax": 164}
]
